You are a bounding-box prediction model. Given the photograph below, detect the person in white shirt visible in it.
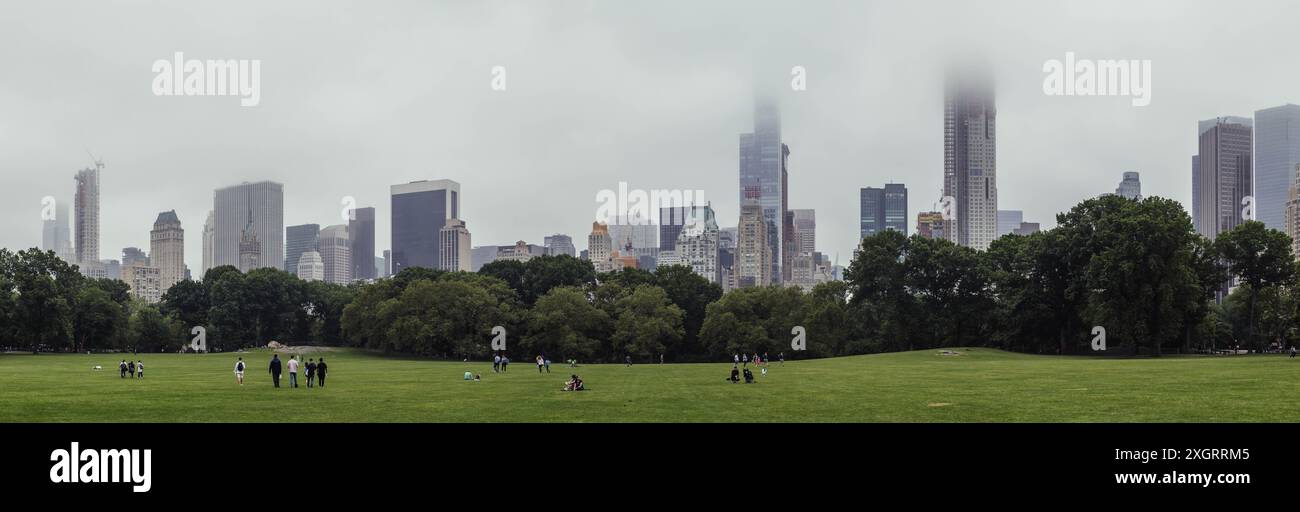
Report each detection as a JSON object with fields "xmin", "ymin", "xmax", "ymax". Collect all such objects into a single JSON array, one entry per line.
[
  {"xmin": 287, "ymin": 356, "xmax": 300, "ymax": 388},
  {"xmin": 234, "ymin": 358, "xmax": 246, "ymax": 385}
]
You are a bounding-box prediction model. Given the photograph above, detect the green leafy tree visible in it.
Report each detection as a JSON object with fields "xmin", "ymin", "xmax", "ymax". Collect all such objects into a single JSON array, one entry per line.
[
  {"xmin": 523, "ymin": 286, "xmax": 611, "ymax": 361},
  {"xmin": 611, "ymin": 285, "xmax": 684, "ymax": 360},
  {"xmin": 1215, "ymin": 220, "xmax": 1295, "ymax": 350}
]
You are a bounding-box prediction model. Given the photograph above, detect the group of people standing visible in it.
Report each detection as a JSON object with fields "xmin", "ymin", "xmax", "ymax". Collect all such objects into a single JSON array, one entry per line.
[
  {"xmin": 492, "ymin": 353, "xmax": 510, "ymax": 372},
  {"xmin": 118, "ymin": 359, "xmax": 144, "ymax": 379},
  {"xmin": 259, "ymin": 354, "xmax": 328, "ymax": 388},
  {"xmin": 732, "ymin": 352, "xmax": 782, "ymax": 368}
]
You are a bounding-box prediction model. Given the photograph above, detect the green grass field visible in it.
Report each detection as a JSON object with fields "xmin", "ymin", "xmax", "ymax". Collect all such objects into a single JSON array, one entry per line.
[{"xmin": 1, "ymin": 348, "xmax": 1298, "ymax": 422}]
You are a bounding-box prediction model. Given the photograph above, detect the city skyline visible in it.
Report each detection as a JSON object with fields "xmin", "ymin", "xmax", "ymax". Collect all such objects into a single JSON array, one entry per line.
[{"xmin": 4, "ymin": 1, "xmax": 1300, "ymax": 274}]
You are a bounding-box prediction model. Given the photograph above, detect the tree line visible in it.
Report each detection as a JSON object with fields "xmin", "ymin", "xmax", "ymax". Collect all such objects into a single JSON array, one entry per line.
[{"xmin": 2, "ymin": 195, "xmax": 1298, "ymax": 359}]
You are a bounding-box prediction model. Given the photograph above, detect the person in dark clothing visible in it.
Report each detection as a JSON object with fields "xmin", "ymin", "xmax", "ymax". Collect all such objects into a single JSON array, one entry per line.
[
  {"xmin": 743, "ymin": 368, "xmax": 755, "ymax": 383},
  {"xmin": 119, "ymin": 360, "xmax": 128, "ymax": 378},
  {"xmin": 305, "ymin": 358, "xmax": 316, "ymax": 388},
  {"xmin": 728, "ymin": 367, "xmax": 740, "ymax": 383},
  {"xmin": 127, "ymin": 360, "xmax": 136, "ymax": 378},
  {"xmin": 269, "ymin": 354, "xmax": 282, "ymax": 388},
  {"xmin": 316, "ymin": 358, "xmax": 328, "ymax": 387}
]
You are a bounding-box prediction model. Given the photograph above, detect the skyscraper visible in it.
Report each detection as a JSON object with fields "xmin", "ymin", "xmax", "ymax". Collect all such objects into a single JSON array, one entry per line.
[
  {"xmin": 884, "ymin": 183, "xmax": 908, "ymax": 234},
  {"xmin": 296, "ymin": 251, "xmax": 324, "ymax": 282},
  {"xmin": 1285, "ymin": 165, "xmax": 1300, "ymax": 258},
  {"xmin": 381, "ymin": 249, "xmax": 392, "ymax": 277},
  {"xmin": 1192, "ymin": 156, "xmax": 1201, "ymax": 234},
  {"xmin": 348, "ymin": 207, "xmax": 376, "ymax": 281},
  {"xmin": 238, "ymin": 208, "xmax": 261, "ymax": 273},
  {"xmin": 318, "ymin": 224, "xmax": 351, "ymax": 284},
  {"xmin": 41, "ymin": 198, "xmax": 73, "ymax": 263},
  {"xmin": 739, "ymin": 98, "xmax": 788, "ymax": 284},
  {"xmin": 201, "ymin": 210, "xmax": 215, "ymax": 278},
  {"xmin": 285, "ymin": 224, "xmax": 320, "ymax": 277},
  {"xmin": 74, "ymin": 166, "xmax": 101, "ymax": 265},
  {"xmin": 943, "ymin": 68, "xmax": 997, "ymax": 250},
  {"xmin": 391, "ymin": 179, "xmax": 459, "ymax": 273},
  {"xmin": 544, "ymin": 234, "xmax": 576, "ymax": 257},
  {"xmin": 149, "ymin": 210, "xmax": 184, "ymax": 294},
  {"xmin": 1115, "ymin": 172, "xmax": 1142, "ymax": 200},
  {"xmin": 214, "ymin": 181, "xmax": 284, "ymax": 271},
  {"xmin": 1254, "ymin": 105, "xmax": 1300, "ymax": 231},
  {"xmin": 1195, "ymin": 117, "xmax": 1253, "ymax": 239},
  {"xmin": 917, "ymin": 211, "xmax": 945, "ymax": 239},
  {"xmin": 790, "ymin": 209, "xmax": 815, "ymax": 254},
  {"xmin": 997, "ymin": 210, "xmax": 1023, "ymax": 238},
  {"xmin": 860, "ymin": 184, "xmax": 907, "ymax": 238},
  {"xmin": 439, "ymin": 219, "xmax": 472, "ymax": 272},
  {"xmin": 588, "ymin": 222, "xmax": 613, "ymax": 273},
  {"xmin": 673, "ymin": 204, "xmax": 720, "ymax": 283},
  {"xmin": 736, "ymin": 199, "xmax": 771, "ymax": 288}
]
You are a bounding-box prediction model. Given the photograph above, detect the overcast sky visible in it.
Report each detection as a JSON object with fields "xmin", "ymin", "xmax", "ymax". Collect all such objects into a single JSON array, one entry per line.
[{"xmin": 2, "ymin": 0, "xmax": 1297, "ymax": 273}]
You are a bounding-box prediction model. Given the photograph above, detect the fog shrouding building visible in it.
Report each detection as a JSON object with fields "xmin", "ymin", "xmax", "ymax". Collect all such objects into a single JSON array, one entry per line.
[
  {"xmin": 439, "ymin": 219, "xmax": 472, "ymax": 272},
  {"xmin": 544, "ymin": 234, "xmax": 576, "ymax": 257},
  {"xmin": 391, "ymin": 179, "xmax": 459, "ymax": 273},
  {"xmin": 318, "ymin": 224, "xmax": 351, "ymax": 285},
  {"xmin": 1195, "ymin": 117, "xmax": 1253, "ymax": 239},
  {"xmin": 943, "ymin": 68, "xmax": 997, "ymax": 250},
  {"xmin": 285, "ymin": 224, "xmax": 321, "ymax": 277},
  {"xmin": 1255, "ymin": 105, "xmax": 1300, "ymax": 231},
  {"xmin": 149, "ymin": 210, "xmax": 184, "ymax": 294},
  {"xmin": 41, "ymin": 198, "xmax": 74, "ymax": 263},
  {"xmin": 860, "ymin": 184, "xmax": 907, "ymax": 238},
  {"xmin": 588, "ymin": 222, "xmax": 613, "ymax": 273},
  {"xmin": 348, "ymin": 207, "xmax": 376, "ymax": 281},
  {"xmin": 214, "ymin": 181, "xmax": 284, "ymax": 271},
  {"xmin": 74, "ymin": 166, "xmax": 101, "ymax": 266},
  {"xmin": 1115, "ymin": 172, "xmax": 1142, "ymax": 200},
  {"xmin": 739, "ymin": 98, "xmax": 788, "ymax": 284}
]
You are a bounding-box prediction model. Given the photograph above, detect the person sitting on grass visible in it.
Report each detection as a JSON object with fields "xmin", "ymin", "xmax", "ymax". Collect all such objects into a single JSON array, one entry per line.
[
  {"xmin": 728, "ymin": 367, "xmax": 740, "ymax": 383},
  {"xmin": 563, "ymin": 375, "xmax": 585, "ymax": 391},
  {"xmin": 743, "ymin": 367, "xmax": 755, "ymax": 384}
]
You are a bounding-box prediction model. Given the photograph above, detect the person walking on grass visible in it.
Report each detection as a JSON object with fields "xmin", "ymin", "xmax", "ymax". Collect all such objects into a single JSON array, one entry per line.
[
  {"xmin": 493, "ymin": 353, "xmax": 501, "ymax": 373},
  {"xmin": 625, "ymin": 355, "xmax": 632, "ymax": 367},
  {"xmin": 305, "ymin": 358, "xmax": 316, "ymax": 388},
  {"xmin": 316, "ymin": 358, "xmax": 328, "ymax": 387},
  {"xmin": 269, "ymin": 354, "xmax": 282, "ymax": 388},
  {"xmin": 742, "ymin": 353, "xmax": 749, "ymax": 367},
  {"xmin": 127, "ymin": 360, "xmax": 136, "ymax": 378},
  {"xmin": 136, "ymin": 360, "xmax": 144, "ymax": 379},
  {"xmin": 1291, "ymin": 346, "xmax": 1297, "ymax": 359},
  {"xmin": 287, "ymin": 356, "xmax": 299, "ymax": 388},
  {"xmin": 119, "ymin": 360, "xmax": 128, "ymax": 379},
  {"xmin": 502, "ymin": 355, "xmax": 509, "ymax": 372},
  {"xmin": 234, "ymin": 357, "xmax": 246, "ymax": 385},
  {"xmin": 536, "ymin": 355, "xmax": 545, "ymax": 373}
]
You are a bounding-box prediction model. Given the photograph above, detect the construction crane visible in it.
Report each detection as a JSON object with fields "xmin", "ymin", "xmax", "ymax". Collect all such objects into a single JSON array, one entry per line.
[{"xmin": 84, "ymin": 149, "xmax": 104, "ymax": 172}]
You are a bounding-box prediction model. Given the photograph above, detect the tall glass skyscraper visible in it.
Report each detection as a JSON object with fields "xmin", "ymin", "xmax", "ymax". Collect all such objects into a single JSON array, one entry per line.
[
  {"xmin": 1195, "ymin": 117, "xmax": 1253, "ymax": 239},
  {"xmin": 943, "ymin": 67, "xmax": 997, "ymax": 250},
  {"xmin": 213, "ymin": 181, "xmax": 284, "ymax": 271},
  {"xmin": 349, "ymin": 207, "xmax": 376, "ymax": 280},
  {"xmin": 739, "ymin": 98, "xmax": 787, "ymax": 284},
  {"xmin": 860, "ymin": 184, "xmax": 907, "ymax": 238},
  {"xmin": 285, "ymin": 224, "xmax": 320, "ymax": 276},
  {"xmin": 390, "ymin": 179, "xmax": 459, "ymax": 273},
  {"xmin": 1254, "ymin": 105, "xmax": 1300, "ymax": 231}
]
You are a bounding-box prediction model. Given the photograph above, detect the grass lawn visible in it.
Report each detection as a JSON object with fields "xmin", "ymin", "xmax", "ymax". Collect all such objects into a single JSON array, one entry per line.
[{"xmin": 1, "ymin": 347, "xmax": 1298, "ymax": 422}]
